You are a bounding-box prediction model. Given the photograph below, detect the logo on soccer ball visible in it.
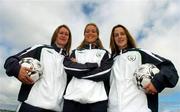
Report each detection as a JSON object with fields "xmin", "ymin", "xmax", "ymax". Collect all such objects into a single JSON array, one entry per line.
[{"xmin": 96, "ymin": 52, "xmax": 102, "ymax": 57}]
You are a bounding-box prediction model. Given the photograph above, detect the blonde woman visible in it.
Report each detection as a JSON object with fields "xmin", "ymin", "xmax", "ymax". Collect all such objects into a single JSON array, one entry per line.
[{"xmin": 63, "ymin": 23, "xmax": 113, "ymax": 112}]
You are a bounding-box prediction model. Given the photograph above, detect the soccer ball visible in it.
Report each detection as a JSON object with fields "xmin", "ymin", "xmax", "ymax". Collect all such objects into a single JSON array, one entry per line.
[
  {"xmin": 19, "ymin": 57, "xmax": 43, "ymax": 82},
  {"xmin": 133, "ymin": 63, "xmax": 160, "ymax": 92}
]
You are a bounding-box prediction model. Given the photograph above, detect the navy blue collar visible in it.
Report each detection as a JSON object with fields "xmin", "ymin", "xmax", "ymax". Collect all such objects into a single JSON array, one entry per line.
[
  {"xmin": 111, "ymin": 48, "xmax": 129, "ymax": 58},
  {"xmin": 82, "ymin": 43, "xmax": 99, "ymax": 50},
  {"xmin": 52, "ymin": 44, "xmax": 67, "ymax": 56}
]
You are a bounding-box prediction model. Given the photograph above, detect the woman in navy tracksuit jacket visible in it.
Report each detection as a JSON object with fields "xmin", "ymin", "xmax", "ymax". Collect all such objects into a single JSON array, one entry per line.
[
  {"xmin": 108, "ymin": 24, "xmax": 179, "ymax": 112},
  {"xmin": 4, "ymin": 25, "xmax": 72, "ymax": 112},
  {"xmin": 63, "ymin": 23, "xmax": 113, "ymax": 112}
]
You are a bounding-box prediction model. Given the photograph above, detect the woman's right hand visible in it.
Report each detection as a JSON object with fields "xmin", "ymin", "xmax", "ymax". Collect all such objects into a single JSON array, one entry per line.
[
  {"xmin": 18, "ymin": 66, "xmax": 34, "ymax": 84},
  {"xmin": 144, "ymin": 82, "xmax": 158, "ymax": 95},
  {"xmin": 71, "ymin": 57, "xmax": 77, "ymax": 63}
]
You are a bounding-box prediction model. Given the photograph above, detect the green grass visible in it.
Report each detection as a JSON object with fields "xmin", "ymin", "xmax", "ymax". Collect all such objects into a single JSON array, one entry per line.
[{"xmin": 0, "ymin": 109, "xmax": 15, "ymax": 112}]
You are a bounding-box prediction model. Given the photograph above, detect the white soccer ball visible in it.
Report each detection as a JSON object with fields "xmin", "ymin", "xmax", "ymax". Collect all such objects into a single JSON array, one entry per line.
[
  {"xmin": 133, "ymin": 63, "xmax": 160, "ymax": 92},
  {"xmin": 19, "ymin": 57, "xmax": 43, "ymax": 82}
]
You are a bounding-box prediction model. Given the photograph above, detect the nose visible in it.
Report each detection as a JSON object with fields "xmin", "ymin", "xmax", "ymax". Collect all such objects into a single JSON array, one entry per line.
[
  {"xmin": 61, "ymin": 33, "xmax": 68, "ymax": 38},
  {"xmin": 116, "ymin": 34, "xmax": 122, "ymax": 38}
]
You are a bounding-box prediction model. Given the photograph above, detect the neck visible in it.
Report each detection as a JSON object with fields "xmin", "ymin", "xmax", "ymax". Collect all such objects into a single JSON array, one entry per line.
[
  {"xmin": 119, "ymin": 45, "xmax": 128, "ymax": 50},
  {"xmin": 85, "ymin": 42, "xmax": 98, "ymax": 49},
  {"xmin": 55, "ymin": 42, "xmax": 64, "ymax": 49}
]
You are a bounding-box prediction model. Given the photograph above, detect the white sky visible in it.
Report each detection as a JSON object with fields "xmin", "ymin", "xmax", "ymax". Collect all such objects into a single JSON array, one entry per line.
[{"xmin": 0, "ymin": 0, "xmax": 180, "ymax": 111}]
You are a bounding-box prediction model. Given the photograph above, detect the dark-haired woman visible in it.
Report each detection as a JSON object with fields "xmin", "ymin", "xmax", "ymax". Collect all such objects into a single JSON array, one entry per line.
[
  {"xmin": 4, "ymin": 25, "xmax": 72, "ymax": 112},
  {"xmin": 108, "ymin": 24, "xmax": 178, "ymax": 112}
]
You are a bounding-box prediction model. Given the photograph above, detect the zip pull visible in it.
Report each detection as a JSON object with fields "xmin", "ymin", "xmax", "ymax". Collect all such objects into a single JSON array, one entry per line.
[
  {"xmin": 89, "ymin": 44, "xmax": 92, "ymax": 50},
  {"xmin": 59, "ymin": 48, "xmax": 63, "ymax": 55},
  {"xmin": 120, "ymin": 49, "xmax": 123, "ymax": 55}
]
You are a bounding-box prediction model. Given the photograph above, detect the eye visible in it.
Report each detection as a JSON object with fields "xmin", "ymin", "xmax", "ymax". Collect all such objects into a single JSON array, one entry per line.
[
  {"xmin": 85, "ymin": 30, "xmax": 90, "ymax": 33},
  {"xmin": 114, "ymin": 33, "xmax": 119, "ymax": 37},
  {"xmin": 120, "ymin": 32, "xmax": 125, "ymax": 36},
  {"xmin": 59, "ymin": 32, "xmax": 69, "ymax": 36},
  {"xmin": 92, "ymin": 30, "xmax": 97, "ymax": 33},
  {"xmin": 59, "ymin": 32, "xmax": 63, "ymax": 35},
  {"xmin": 65, "ymin": 33, "xmax": 69, "ymax": 36}
]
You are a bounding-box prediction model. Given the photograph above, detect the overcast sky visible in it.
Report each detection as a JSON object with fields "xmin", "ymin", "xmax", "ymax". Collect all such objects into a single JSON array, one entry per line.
[{"xmin": 0, "ymin": 0, "xmax": 180, "ymax": 111}]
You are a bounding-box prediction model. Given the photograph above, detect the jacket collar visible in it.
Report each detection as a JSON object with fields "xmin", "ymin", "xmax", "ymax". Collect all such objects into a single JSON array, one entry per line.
[
  {"xmin": 111, "ymin": 48, "xmax": 129, "ymax": 58},
  {"xmin": 119, "ymin": 48, "xmax": 128, "ymax": 55},
  {"xmin": 52, "ymin": 44, "xmax": 67, "ymax": 56},
  {"xmin": 83, "ymin": 43, "xmax": 99, "ymax": 50}
]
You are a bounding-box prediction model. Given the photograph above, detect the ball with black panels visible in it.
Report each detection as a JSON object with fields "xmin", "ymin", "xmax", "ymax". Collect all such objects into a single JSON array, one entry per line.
[
  {"xmin": 19, "ymin": 57, "xmax": 43, "ymax": 82},
  {"xmin": 133, "ymin": 63, "xmax": 160, "ymax": 92}
]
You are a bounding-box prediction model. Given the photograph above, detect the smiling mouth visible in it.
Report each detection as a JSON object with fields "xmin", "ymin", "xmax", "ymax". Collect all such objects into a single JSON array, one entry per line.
[
  {"xmin": 60, "ymin": 38, "xmax": 66, "ymax": 41},
  {"xmin": 119, "ymin": 40, "xmax": 124, "ymax": 42},
  {"xmin": 87, "ymin": 36, "xmax": 94, "ymax": 38}
]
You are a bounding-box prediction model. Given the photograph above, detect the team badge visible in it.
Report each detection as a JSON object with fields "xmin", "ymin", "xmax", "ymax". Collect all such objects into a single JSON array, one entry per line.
[
  {"xmin": 96, "ymin": 52, "xmax": 101, "ymax": 57},
  {"xmin": 127, "ymin": 55, "xmax": 136, "ymax": 61},
  {"xmin": 47, "ymin": 50, "xmax": 53, "ymax": 54}
]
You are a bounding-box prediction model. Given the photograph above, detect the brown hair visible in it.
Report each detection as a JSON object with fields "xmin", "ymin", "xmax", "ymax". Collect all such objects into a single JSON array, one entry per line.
[
  {"xmin": 110, "ymin": 24, "xmax": 136, "ymax": 54},
  {"xmin": 77, "ymin": 23, "xmax": 104, "ymax": 49},
  {"xmin": 51, "ymin": 25, "xmax": 72, "ymax": 54}
]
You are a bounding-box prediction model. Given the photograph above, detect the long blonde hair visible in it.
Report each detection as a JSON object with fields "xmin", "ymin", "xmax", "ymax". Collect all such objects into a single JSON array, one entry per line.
[
  {"xmin": 51, "ymin": 25, "xmax": 72, "ymax": 54},
  {"xmin": 110, "ymin": 24, "xmax": 136, "ymax": 54},
  {"xmin": 77, "ymin": 23, "xmax": 104, "ymax": 49}
]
